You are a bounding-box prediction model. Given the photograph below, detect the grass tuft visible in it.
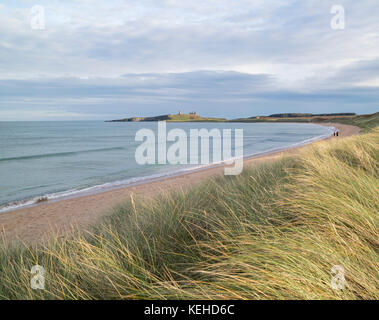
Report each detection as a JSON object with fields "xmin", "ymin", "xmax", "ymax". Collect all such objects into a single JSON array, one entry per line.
[{"xmin": 0, "ymin": 127, "xmax": 378, "ymax": 300}]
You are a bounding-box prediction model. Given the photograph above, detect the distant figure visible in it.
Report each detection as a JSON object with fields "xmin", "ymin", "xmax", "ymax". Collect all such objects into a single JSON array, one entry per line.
[
  {"xmin": 333, "ymin": 131, "xmax": 336, "ymax": 136},
  {"xmin": 336, "ymin": 130, "xmax": 339, "ymax": 137}
]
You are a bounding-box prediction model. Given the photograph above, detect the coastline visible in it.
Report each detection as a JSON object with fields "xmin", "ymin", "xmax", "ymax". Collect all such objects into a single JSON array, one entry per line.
[
  {"xmin": 0, "ymin": 122, "xmax": 335, "ymax": 214},
  {"xmin": 0, "ymin": 123, "xmax": 359, "ymax": 245}
]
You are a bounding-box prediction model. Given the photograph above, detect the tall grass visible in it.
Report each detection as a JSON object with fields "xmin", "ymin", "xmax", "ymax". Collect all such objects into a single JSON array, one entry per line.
[{"xmin": 0, "ymin": 128, "xmax": 378, "ymax": 300}]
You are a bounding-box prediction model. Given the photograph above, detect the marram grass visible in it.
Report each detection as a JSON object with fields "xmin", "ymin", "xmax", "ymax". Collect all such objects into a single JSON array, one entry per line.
[{"xmin": 0, "ymin": 128, "xmax": 378, "ymax": 300}]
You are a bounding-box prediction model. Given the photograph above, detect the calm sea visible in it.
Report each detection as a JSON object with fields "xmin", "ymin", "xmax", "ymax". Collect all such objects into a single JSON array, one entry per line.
[{"xmin": 0, "ymin": 121, "xmax": 333, "ymax": 212}]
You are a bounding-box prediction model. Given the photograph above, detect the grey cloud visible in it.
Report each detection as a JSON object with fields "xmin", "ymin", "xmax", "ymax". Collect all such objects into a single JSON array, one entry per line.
[
  {"xmin": 1, "ymin": 0, "xmax": 379, "ymax": 78},
  {"xmin": 0, "ymin": 1, "xmax": 378, "ymax": 119},
  {"xmin": 328, "ymin": 60, "xmax": 379, "ymax": 86},
  {"xmin": 0, "ymin": 71, "xmax": 377, "ymax": 120}
]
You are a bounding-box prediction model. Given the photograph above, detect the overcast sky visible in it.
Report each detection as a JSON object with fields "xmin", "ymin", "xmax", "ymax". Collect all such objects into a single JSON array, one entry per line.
[{"xmin": 0, "ymin": 0, "xmax": 378, "ymax": 120}]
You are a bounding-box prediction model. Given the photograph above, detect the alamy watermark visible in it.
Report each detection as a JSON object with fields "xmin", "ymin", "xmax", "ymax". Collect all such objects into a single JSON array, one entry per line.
[
  {"xmin": 135, "ymin": 122, "xmax": 244, "ymax": 175},
  {"xmin": 331, "ymin": 265, "xmax": 345, "ymax": 290},
  {"xmin": 30, "ymin": 5, "xmax": 45, "ymax": 30},
  {"xmin": 28, "ymin": 4, "xmax": 345, "ymax": 31},
  {"xmin": 330, "ymin": 5, "xmax": 345, "ymax": 30},
  {"xmin": 31, "ymin": 265, "xmax": 45, "ymax": 290},
  {"xmin": 28, "ymin": 4, "xmax": 344, "ymax": 31}
]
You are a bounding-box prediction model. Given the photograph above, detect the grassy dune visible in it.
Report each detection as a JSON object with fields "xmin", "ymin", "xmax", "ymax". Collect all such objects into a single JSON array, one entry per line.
[
  {"xmin": 323, "ymin": 112, "xmax": 379, "ymax": 132},
  {"xmin": 0, "ymin": 119, "xmax": 378, "ymax": 299},
  {"xmin": 232, "ymin": 112, "xmax": 379, "ymax": 132}
]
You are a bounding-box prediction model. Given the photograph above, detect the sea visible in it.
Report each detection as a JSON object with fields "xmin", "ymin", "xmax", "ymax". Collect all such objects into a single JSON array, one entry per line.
[{"xmin": 0, "ymin": 121, "xmax": 334, "ymax": 212}]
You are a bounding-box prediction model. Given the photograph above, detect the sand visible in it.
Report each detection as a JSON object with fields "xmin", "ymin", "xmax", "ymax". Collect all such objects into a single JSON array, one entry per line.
[{"xmin": 0, "ymin": 123, "xmax": 360, "ymax": 245}]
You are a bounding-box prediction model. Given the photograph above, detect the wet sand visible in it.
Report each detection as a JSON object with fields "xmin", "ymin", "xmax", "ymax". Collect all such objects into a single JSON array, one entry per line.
[{"xmin": 0, "ymin": 123, "xmax": 360, "ymax": 245}]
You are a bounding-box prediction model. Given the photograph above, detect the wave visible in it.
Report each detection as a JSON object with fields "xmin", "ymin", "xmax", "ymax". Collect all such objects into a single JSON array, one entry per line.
[
  {"xmin": 0, "ymin": 126, "xmax": 335, "ymax": 214},
  {"xmin": 0, "ymin": 168, "xmax": 206, "ymax": 213},
  {"xmin": 0, "ymin": 146, "xmax": 125, "ymax": 162}
]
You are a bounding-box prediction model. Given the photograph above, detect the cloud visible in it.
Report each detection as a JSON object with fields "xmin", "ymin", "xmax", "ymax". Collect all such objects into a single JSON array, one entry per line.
[
  {"xmin": 0, "ymin": 70, "xmax": 377, "ymax": 120},
  {"xmin": 1, "ymin": 1, "xmax": 379, "ymax": 78},
  {"xmin": 0, "ymin": 0, "xmax": 378, "ymax": 119},
  {"xmin": 326, "ymin": 59, "xmax": 379, "ymax": 87}
]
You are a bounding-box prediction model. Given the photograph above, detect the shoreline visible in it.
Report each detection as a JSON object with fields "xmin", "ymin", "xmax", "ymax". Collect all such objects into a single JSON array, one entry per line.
[
  {"xmin": 0, "ymin": 123, "xmax": 360, "ymax": 245},
  {"xmin": 0, "ymin": 123, "xmax": 334, "ymax": 214}
]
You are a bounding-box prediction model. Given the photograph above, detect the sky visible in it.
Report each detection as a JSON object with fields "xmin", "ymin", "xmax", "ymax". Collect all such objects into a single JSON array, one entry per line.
[{"xmin": 0, "ymin": 0, "xmax": 378, "ymax": 120}]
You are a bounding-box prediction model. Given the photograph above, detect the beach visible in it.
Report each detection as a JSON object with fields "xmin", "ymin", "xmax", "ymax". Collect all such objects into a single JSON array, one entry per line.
[{"xmin": 0, "ymin": 123, "xmax": 359, "ymax": 245}]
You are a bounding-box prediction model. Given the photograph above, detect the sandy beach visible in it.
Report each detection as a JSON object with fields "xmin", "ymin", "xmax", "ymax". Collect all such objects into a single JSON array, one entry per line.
[{"xmin": 0, "ymin": 123, "xmax": 359, "ymax": 245}]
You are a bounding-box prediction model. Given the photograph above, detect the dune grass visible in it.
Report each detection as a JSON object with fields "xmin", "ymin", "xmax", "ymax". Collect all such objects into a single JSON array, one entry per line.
[
  {"xmin": 321, "ymin": 112, "xmax": 379, "ymax": 132},
  {"xmin": 232, "ymin": 112, "xmax": 379, "ymax": 132},
  {"xmin": 0, "ymin": 125, "xmax": 378, "ymax": 300}
]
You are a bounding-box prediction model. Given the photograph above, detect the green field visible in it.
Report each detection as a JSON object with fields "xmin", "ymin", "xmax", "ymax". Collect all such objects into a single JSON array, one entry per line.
[
  {"xmin": 0, "ymin": 114, "xmax": 378, "ymax": 299},
  {"xmin": 317, "ymin": 112, "xmax": 379, "ymax": 132},
  {"xmin": 167, "ymin": 114, "xmax": 226, "ymax": 122},
  {"xmin": 112, "ymin": 112, "xmax": 379, "ymax": 130},
  {"xmin": 231, "ymin": 112, "xmax": 379, "ymax": 132},
  {"xmin": 108, "ymin": 113, "xmax": 227, "ymax": 122}
]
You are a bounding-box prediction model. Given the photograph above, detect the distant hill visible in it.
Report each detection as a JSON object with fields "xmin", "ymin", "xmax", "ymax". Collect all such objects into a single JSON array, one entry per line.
[
  {"xmin": 107, "ymin": 113, "xmax": 226, "ymax": 122},
  {"xmin": 106, "ymin": 112, "xmax": 378, "ymax": 129},
  {"xmin": 319, "ymin": 112, "xmax": 379, "ymax": 132},
  {"xmin": 107, "ymin": 114, "xmax": 171, "ymax": 122},
  {"xmin": 230, "ymin": 112, "xmax": 379, "ymax": 131},
  {"xmin": 267, "ymin": 113, "xmax": 356, "ymax": 118},
  {"xmin": 231, "ymin": 112, "xmax": 358, "ymax": 122}
]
